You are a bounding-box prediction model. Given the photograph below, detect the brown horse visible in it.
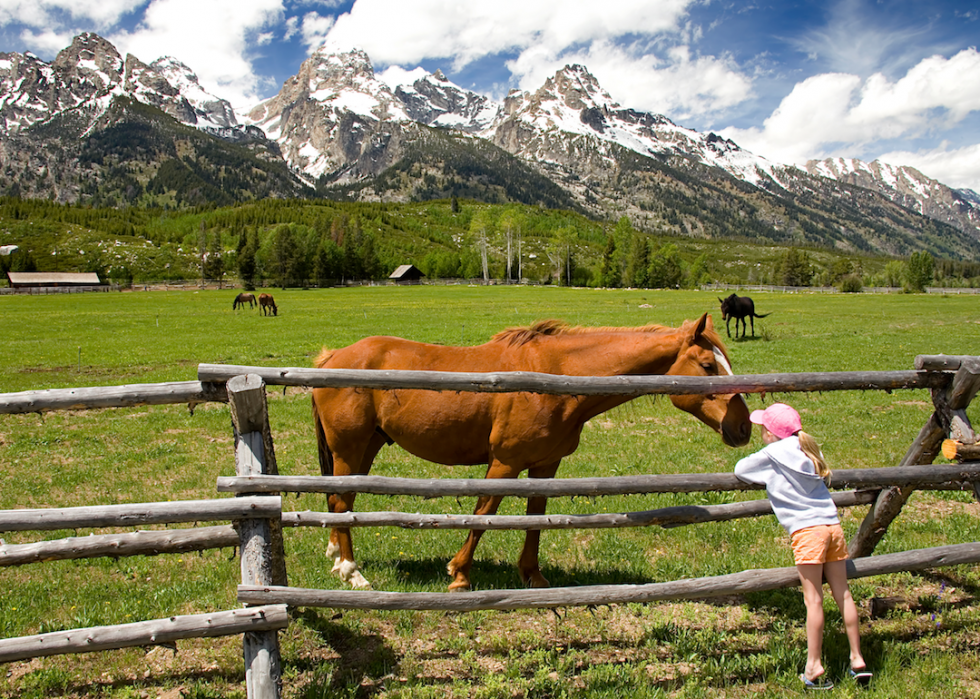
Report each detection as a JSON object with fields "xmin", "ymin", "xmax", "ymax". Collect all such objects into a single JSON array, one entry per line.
[
  {"xmin": 258, "ymin": 293, "xmax": 277, "ymax": 316},
  {"xmin": 233, "ymin": 292, "xmax": 255, "ymax": 310},
  {"xmin": 311, "ymin": 313, "xmax": 751, "ymax": 590}
]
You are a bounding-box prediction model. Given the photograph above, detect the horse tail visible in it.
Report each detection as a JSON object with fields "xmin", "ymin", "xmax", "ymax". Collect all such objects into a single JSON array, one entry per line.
[
  {"xmin": 313, "ymin": 394, "xmax": 334, "ymax": 477},
  {"xmin": 754, "ymin": 312, "xmax": 772, "ymax": 318},
  {"xmin": 314, "ymin": 347, "xmax": 334, "ymax": 368}
]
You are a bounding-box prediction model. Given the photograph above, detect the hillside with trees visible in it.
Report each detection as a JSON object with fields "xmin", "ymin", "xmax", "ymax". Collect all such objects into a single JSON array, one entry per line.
[{"xmin": 3, "ymin": 197, "xmax": 978, "ymax": 291}]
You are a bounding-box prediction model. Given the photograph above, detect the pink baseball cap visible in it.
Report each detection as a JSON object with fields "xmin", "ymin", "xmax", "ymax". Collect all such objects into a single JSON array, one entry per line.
[{"xmin": 750, "ymin": 403, "xmax": 802, "ymax": 439}]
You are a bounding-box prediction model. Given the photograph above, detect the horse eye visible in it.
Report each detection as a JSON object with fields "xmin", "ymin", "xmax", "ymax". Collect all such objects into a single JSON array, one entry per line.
[{"xmin": 701, "ymin": 362, "xmax": 714, "ymax": 372}]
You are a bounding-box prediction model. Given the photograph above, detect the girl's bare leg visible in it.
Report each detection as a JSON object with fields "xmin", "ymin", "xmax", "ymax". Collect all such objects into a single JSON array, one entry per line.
[
  {"xmin": 824, "ymin": 560, "xmax": 867, "ymax": 670},
  {"xmin": 797, "ymin": 564, "xmax": 827, "ymax": 681}
]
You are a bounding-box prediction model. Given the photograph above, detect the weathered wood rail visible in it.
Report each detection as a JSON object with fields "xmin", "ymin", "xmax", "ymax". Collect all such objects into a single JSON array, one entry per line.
[
  {"xmin": 0, "ymin": 497, "xmax": 280, "ymax": 566},
  {"xmin": 239, "ymin": 542, "xmax": 980, "ymax": 612},
  {"xmin": 0, "ymin": 606, "xmax": 289, "ymax": 664}
]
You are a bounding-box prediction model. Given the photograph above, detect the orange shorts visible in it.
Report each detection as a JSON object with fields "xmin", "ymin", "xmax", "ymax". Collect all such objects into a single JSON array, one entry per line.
[{"xmin": 790, "ymin": 524, "xmax": 848, "ymax": 565}]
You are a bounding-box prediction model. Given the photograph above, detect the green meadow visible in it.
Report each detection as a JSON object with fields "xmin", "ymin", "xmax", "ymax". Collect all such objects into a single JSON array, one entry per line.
[{"xmin": 1, "ymin": 286, "xmax": 979, "ymax": 698}]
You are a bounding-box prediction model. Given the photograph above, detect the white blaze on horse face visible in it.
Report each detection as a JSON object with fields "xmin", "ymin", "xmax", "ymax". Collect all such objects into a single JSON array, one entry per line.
[{"xmin": 712, "ymin": 345, "xmax": 734, "ymax": 376}]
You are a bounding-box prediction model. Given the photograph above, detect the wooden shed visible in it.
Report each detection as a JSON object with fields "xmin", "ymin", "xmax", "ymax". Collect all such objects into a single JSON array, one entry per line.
[
  {"xmin": 389, "ymin": 265, "xmax": 425, "ymax": 284},
  {"xmin": 7, "ymin": 272, "xmax": 103, "ymax": 290}
]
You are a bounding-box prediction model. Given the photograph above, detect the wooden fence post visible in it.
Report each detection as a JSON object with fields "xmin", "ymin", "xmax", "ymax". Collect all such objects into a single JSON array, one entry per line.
[
  {"xmin": 850, "ymin": 357, "xmax": 980, "ymax": 558},
  {"xmin": 228, "ymin": 374, "xmax": 286, "ymax": 699}
]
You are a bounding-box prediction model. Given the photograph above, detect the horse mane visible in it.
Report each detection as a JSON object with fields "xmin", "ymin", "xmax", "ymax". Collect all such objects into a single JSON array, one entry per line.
[
  {"xmin": 492, "ymin": 319, "xmax": 680, "ymax": 346},
  {"xmin": 491, "ymin": 318, "xmax": 732, "ymax": 360}
]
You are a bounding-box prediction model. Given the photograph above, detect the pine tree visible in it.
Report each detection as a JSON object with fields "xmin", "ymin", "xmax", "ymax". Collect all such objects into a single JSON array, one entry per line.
[
  {"xmin": 779, "ymin": 247, "xmax": 812, "ymax": 286},
  {"xmin": 203, "ymin": 232, "xmax": 224, "ymax": 285},
  {"xmin": 238, "ymin": 228, "xmax": 258, "ymax": 291},
  {"xmin": 624, "ymin": 234, "xmax": 650, "ymax": 288},
  {"xmin": 599, "ymin": 234, "xmax": 620, "ymax": 288}
]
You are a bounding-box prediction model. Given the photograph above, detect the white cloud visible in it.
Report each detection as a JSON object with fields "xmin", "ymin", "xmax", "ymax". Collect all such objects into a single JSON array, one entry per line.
[
  {"xmin": 719, "ymin": 48, "xmax": 980, "ymax": 191},
  {"xmin": 108, "ymin": 0, "xmax": 285, "ymax": 109},
  {"xmin": 318, "ymin": 0, "xmax": 751, "ymax": 117},
  {"xmin": 297, "ymin": 11, "xmax": 334, "ymax": 51},
  {"xmin": 16, "ymin": 27, "xmax": 76, "ymax": 55},
  {"xmin": 323, "ymin": 0, "xmax": 694, "ymax": 67},
  {"xmin": 0, "ymin": 0, "xmax": 144, "ymax": 28}
]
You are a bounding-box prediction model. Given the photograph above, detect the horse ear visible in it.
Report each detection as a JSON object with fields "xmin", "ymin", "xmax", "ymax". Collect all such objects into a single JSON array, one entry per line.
[{"xmin": 692, "ymin": 312, "xmax": 710, "ymax": 340}]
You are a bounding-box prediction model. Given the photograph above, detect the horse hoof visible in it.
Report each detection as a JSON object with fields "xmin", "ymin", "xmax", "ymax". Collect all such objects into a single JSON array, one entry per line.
[
  {"xmin": 523, "ymin": 572, "xmax": 550, "ymax": 588},
  {"xmin": 448, "ymin": 580, "xmax": 471, "ymax": 592},
  {"xmin": 349, "ymin": 571, "xmax": 372, "ymax": 590}
]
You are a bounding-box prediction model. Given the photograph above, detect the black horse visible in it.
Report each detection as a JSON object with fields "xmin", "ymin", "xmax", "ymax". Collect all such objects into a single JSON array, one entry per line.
[{"xmin": 719, "ymin": 294, "xmax": 770, "ymax": 339}]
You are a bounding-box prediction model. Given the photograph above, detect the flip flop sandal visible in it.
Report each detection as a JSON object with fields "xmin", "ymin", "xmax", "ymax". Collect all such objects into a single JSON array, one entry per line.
[
  {"xmin": 800, "ymin": 673, "xmax": 834, "ymax": 690},
  {"xmin": 850, "ymin": 667, "xmax": 873, "ymax": 685}
]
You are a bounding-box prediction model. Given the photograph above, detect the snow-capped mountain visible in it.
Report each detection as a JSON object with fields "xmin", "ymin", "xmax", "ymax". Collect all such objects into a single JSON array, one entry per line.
[
  {"xmin": 806, "ymin": 157, "xmax": 980, "ymax": 240},
  {"xmin": 486, "ymin": 64, "xmax": 779, "ymax": 187},
  {"xmin": 1, "ymin": 34, "xmax": 978, "ymax": 257},
  {"xmin": 392, "ymin": 68, "xmax": 498, "ymax": 133},
  {"xmin": 0, "ymin": 33, "xmax": 238, "ymax": 135},
  {"xmin": 243, "ymin": 47, "xmax": 414, "ymax": 180}
]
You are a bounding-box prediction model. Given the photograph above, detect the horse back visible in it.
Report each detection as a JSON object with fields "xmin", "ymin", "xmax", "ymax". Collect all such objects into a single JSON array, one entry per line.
[{"xmin": 311, "ymin": 336, "xmax": 574, "ymax": 467}]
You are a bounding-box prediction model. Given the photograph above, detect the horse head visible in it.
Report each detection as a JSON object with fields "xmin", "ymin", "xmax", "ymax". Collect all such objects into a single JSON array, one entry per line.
[
  {"xmin": 718, "ymin": 294, "xmax": 737, "ymax": 321},
  {"xmin": 667, "ymin": 313, "xmax": 751, "ymax": 447}
]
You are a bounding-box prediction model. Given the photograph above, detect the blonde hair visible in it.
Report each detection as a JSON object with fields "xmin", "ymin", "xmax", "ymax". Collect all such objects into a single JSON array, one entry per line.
[{"xmin": 798, "ymin": 430, "xmax": 831, "ymax": 484}]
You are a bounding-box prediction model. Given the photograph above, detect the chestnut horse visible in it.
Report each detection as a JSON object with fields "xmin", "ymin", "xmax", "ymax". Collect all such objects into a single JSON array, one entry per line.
[
  {"xmin": 233, "ymin": 292, "xmax": 255, "ymax": 310},
  {"xmin": 312, "ymin": 313, "xmax": 751, "ymax": 590},
  {"xmin": 258, "ymin": 293, "xmax": 278, "ymax": 316}
]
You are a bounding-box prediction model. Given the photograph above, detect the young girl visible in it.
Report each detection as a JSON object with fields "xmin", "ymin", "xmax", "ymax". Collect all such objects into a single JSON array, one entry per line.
[{"xmin": 734, "ymin": 403, "xmax": 871, "ymax": 690}]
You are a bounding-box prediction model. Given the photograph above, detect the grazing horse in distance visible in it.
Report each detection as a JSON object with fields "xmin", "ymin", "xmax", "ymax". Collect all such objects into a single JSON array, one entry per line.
[
  {"xmin": 258, "ymin": 293, "xmax": 278, "ymax": 316},
  {"xmin": 719, "ymin": 293, "xmax": 770, "ymax": 339},
  {"xmin": 233, "ymin": 292, "xmax": 255, "ymax": 310},
  {"xmin": 312, "ymin": 313, "xmax": 751, "ymax": 591}
]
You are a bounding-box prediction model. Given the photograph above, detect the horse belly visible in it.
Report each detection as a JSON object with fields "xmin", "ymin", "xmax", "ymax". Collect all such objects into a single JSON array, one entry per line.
[{"xmin": 377, "ymin": 390, "xmax": 493, "ymax": 466}]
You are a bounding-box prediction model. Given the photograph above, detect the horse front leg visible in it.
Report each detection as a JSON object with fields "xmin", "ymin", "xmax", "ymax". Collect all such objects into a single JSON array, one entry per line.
[
  {"xmin": 518, "ymin": 461, "xmax": 560, "ymax": 588},
  {"xmin": 447, "ymin": 460, "xmax": 519, "ymax": 591},
  {"xmin": 446, "ymin": 493, "xmax": 503, "ymax": 591}
]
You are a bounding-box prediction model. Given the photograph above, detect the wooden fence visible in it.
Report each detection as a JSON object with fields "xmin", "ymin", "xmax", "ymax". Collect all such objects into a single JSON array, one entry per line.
[{"xmin": 0, "ymin": 354, "xmax": 978, "ymax": 698}]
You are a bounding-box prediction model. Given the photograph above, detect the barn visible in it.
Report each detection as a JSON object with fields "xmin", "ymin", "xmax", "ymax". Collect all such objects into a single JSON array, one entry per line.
[
  {"xmin": 389, "ymin": 264, "xmax": 425, "ymax": 284},
  {"xmin": 6, "ymin": 272, "xmax": 105, "ymax": 293}
]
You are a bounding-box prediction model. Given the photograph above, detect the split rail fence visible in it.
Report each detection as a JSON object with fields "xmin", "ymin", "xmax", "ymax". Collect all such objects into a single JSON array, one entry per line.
[{"xmin": 0, "ymin": 354, "xmax": 978, "ymax": 698}]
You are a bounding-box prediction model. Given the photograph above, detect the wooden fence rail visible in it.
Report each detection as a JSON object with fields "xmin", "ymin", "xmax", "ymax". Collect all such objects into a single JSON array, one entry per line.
[
  {"xmin": 216, "ymin": 463, "xmax": 980, "ymax": 498},
  {"xmin": 238, "ymin": 543, "xmax": 980, "ymax": 612},
  {"xmin": 274, "ymin": 491, "xmax": 878, "ymax": 532},
  {"xmin": 198, "ymin": 364, "xmax": 948, "ymax": 396},
  {"xmin": 0, "ymin": 606, "xmax": 289, "ymax": 664},
  {"xmin": 0, "ymin": 381, "xmax": 227, "ymax": 415},
  {"xmin": 0, "ymin": 496, "xmax": 281, "ymax": 531},
  {"xmin": 0, "ymin": 497, "xmax": 281, "ymax": 566},
  {"xmin": 0, "ymin": 526, "xmax": 240, "ymax": 566}
]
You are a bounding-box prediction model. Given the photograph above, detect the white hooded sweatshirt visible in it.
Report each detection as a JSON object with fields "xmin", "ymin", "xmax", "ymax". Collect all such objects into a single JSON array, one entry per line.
[{"xmin": 734, "ymin": 435, "xmax": 839, "ymax": 535}]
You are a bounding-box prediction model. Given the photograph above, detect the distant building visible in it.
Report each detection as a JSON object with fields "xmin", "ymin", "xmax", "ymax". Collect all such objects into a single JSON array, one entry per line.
[
  {"xmin": 389, "ymin": 265, "xmax": 425, "ymax": 284},
  {"xmin": 7, "ymin": 272, "xmax": 103, "ymax": 291}
]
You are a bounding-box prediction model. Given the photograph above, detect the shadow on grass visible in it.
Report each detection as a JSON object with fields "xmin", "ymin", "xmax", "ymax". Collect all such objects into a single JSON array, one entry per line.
[{"xmin": 291, "ymin": 608, "xmax": 399, "ymax": 699}]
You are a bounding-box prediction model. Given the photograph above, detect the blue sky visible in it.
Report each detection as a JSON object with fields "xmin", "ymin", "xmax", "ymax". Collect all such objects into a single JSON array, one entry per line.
[{"xmin": 1, "ymin": 0, "xmax": 979, "ymax": 191}]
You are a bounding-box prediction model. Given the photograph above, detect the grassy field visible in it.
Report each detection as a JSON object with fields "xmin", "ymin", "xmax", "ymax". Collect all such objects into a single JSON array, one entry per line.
[{"xmin": 1, "ymin": 286, "xmax": 979, "ymax": 698}]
